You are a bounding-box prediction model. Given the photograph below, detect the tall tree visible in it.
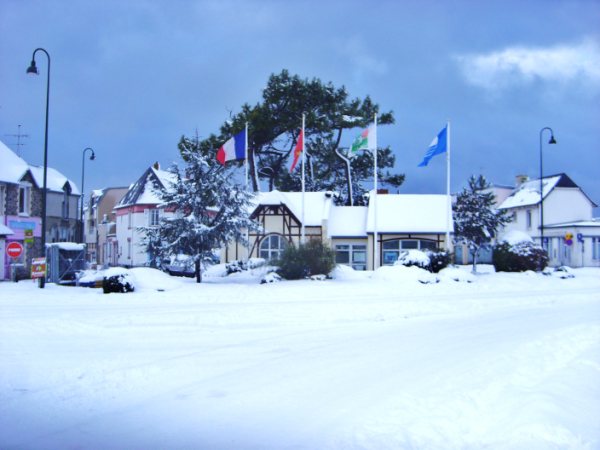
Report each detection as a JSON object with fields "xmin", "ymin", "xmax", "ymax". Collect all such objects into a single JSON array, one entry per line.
[
  {"xmin": 453, "ymin": 175, "xmax": 513, "ymax": 273},
  {"xmin": 188, "ymin": 70, "xmax": 404, "ymax": 204},
  {"xmin": 144, "ymin": 136, "xmax": 258, "ymax": 283}
]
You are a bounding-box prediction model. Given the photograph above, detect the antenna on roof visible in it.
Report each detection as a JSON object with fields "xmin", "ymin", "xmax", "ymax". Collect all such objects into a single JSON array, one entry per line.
[{"xmin": 4, "ymin": 124, "xmax": 29, "ymax": 157}]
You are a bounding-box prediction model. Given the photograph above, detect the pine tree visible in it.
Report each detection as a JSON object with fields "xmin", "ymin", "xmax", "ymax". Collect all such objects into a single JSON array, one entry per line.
[
  {"xmin": 143, "ymin": 136, "xmax": 258, "ymax": 283},
  {"xmin": 453, "ymin": 175, "xmax": 513, "ymax": 273},
  {"xmin": 187, "ymin": 70, "xmax": 404, "ymax": 204}
]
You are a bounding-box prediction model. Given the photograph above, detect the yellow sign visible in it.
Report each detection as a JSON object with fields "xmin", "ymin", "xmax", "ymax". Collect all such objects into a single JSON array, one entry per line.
[
  {"xmin": 24, "ymin": 229, "xmax": 34, "ymax": 244},
  {"xmin": 564, "ymin": 232, "xmax": 574, "ymax": 246},
  {"xmin": 31, "ymin": 257, "xmax": 47, "ymax": 279}
]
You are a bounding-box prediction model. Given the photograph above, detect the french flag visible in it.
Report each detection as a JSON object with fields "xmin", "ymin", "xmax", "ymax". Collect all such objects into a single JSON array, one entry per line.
[{"xmin": 216, "ymin": 130, "xmax": 246, "ymax": 165}]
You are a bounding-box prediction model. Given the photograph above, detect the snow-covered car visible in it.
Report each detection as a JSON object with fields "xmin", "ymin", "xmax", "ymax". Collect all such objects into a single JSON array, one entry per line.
[{"xmin": 164, "ymin": 255, "xmax": 195, "ymax": 277}]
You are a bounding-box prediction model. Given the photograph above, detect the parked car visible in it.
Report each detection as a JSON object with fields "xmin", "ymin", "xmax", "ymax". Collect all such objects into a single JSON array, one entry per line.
[{"xmin": 164, "ymin": 255, "xmax": 195, "ymax": 277}]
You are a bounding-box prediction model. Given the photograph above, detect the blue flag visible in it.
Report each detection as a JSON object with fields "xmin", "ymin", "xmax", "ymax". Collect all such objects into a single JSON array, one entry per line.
[{"xmin": 418, "ymin": 126, "xmax": 447, "ymax": 167}]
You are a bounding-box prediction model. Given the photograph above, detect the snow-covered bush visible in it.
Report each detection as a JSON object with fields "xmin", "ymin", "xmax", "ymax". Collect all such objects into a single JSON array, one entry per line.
[
  {"xmin": 102, "ymin": 268, "xmax": 135, "ymax": 294},
  {"xmin": 260, "ymin": 272, "xmax": 282, "ymax": 284},
  {"xmin": 247, "ymin": 258, "xmax": 266, "ymax": 269},
  {"xmin": 395, "ymin": 249, "xmax": 451, "ymax": 273},
  {"xmin": 226, "ymin": 260, "xmax": 247, "ymax": 274},
  {"xmin": 493, "ymin": 233, "xmax": 548, "ymax": 272}
]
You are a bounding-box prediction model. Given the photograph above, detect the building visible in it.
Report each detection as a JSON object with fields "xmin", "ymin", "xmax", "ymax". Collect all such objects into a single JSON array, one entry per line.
[
  {"xmin": 1, "ymin": 139, "xmax": 80, "ymax": 279},
  {"xmin": 224, "ymin": 190, "xmax": 453, "ymax": 270},
  {"xmin": 498, "ymin": 173, "xmax": 599, "ymax": 267},
  {"xmin": 83, "ymin": 187, "xmax": 128, "ymax": 267},
  {"xmin": 113, "ymin": 163, "xmax": 176, "ymax": 267}
]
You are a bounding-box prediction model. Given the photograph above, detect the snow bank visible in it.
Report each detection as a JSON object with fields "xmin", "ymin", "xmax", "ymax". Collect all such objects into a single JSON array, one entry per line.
[
  {"xmin": 439, "ymin": 266, "xmax": 476, "ymax": 283},
  {"xmin": 372, "ymin": 264, "xmax": 439, "ymax": 284},
  {"xmin": 129, "ymin": 267, "xmax": 183, "ymax": 291}
]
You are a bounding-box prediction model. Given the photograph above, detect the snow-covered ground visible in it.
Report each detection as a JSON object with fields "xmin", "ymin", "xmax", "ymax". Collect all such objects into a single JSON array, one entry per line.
[{"xmin": 1, "ymin": 265, "xmax": 599, "ymax": 450}]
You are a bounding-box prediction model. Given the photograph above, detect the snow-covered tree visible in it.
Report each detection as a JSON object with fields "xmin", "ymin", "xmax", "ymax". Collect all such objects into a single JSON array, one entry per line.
[
  {"xmin": 453, "ymin": 175, "xmax": 512, "ymax": 273},
  {"xmin": 144, "ymin": 136, "xmax": 259, "ymax": 283}
]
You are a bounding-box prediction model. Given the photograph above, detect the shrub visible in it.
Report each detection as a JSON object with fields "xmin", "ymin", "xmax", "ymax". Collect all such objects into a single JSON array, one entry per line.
[
  {"xmin": 225, "ymin": 260, "xmax": 247, "ymax": 274},
  {"xmin": 493, "ymin": 241, "xmax": 548, "ymax": 272},
  {"xmin": 395, "ymin": 249, "xmax": 451, "ymax": 273},
  {"xmin": 276, "ymin": 240, "xmax": 336, "ymax": 280}
]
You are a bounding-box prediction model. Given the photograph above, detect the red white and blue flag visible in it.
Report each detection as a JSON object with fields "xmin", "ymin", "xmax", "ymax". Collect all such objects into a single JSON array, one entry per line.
[{"xmin": 216, "ymin": 130, "xmax": 246, "ymax": 165}]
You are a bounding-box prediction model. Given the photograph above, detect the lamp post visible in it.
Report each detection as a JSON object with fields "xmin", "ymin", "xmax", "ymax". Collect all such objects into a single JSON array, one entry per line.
[
  {"xmin": 26, "ymin": 48, "xmax": 50, "ymax": 288},
  {"xmin": 80, "ymin": 147, "xmax": 95, "ymax": 243},
  {"xmin": 539, "ymin": 127, "xmax": 557, "ymax": 249}
]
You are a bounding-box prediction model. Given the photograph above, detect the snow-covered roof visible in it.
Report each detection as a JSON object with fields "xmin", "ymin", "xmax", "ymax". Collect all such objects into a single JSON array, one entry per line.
[
  {"xmin": 252, "ymin": 190, "xmax": 333, "ymax": 226},
  {"xmin": 498, "ymin": 175, "xmax": 561, "ymax": 209},
  {"xmin": 1, "ymin": 140, "xmax": 80, "ymax": 194},
  {"xmin": 544, "ymin": 219, "xmax": 600, "ymax": 229},
  {"xmin": 327, "ymin": 206, "xmax": 368, "ymax": 237},
  {"xmin": 29, "ymin": 165, "xmax": 80, "ymax": 195},
  {"xmin": 251, "ymin": 191, "xmax": 453, "ymax": 236},
  {"xmin": 116, "ymin": 166, "xmax": 176, "ymax": 208},
  {"xmin": 367, "ymin": 193, "xmax": 453, "ymax": 233},
  {"xmin": 0, "ymin": 223, "xmax": 14, "ymax": 235},
  {"xmin": 0, "ymin": 139, "xmax": 29, "ymax": 184}
]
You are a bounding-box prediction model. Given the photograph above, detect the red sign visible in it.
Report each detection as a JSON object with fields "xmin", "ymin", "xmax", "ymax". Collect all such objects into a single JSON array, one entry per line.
[{"xmin": 6, "ymin": 242, "xmax": 24, "ymax": 259}]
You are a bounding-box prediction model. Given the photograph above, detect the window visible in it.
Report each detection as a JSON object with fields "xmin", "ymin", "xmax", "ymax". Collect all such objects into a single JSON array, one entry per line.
[
  {"xmin": 335, "ymin": 244, "xmax": 367, "ymax": 271},
  {"xmin": 259, "ymin": 234, "xmax": 287, "ymax": 261},
  {"xmin": 382, "ymin": 239, "xmax": 438, "ymax": 265},
  {"xmin": 593, "ymin": 238, "xmax": 600, "ymax": 260},
  {"xmin": 128, "ymin": 211, "xmax": 132, "ymax": 229},
  {"xmin": 18, "ymin": 183, "xmax": 31, "ymax": 215},
  {"xmin": 148, "ymin": 208, "xmax": 160, "ymax": 227},
  {"xmin": 526, "ymin": 210, "xmax": 532, "ymax": 229}
]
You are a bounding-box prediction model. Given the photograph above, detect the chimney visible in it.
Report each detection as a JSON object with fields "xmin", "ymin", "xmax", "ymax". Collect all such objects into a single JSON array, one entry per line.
[
  {"xmin": 153, "ymin": 161, "xmax": 160, "ymax": 170},
  {"xmin": 515, "ymin": 175, "xmax": 529, "ymax": 187}
]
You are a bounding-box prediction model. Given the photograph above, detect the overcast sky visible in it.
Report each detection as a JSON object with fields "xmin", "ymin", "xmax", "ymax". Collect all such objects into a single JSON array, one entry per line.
[{"xmin": 1, "ymin": 0, "xmax": 599, "ymax": 210}]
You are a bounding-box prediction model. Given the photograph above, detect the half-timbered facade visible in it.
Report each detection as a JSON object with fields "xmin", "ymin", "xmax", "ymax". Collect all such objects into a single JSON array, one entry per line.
[{"xmin": 224, "ymin": 190, "xmax": 453, "ymax": 270}]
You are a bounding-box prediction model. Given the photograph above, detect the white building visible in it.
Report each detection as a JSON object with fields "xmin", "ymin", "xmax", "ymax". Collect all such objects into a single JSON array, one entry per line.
[
  {"xmin": 224, "ymin": 190, "xmax": 454, "ymax": 270},
  {"xmin": 113, "ymin": 164, "xmax": 175, "ymax": 267},
  {"xmin": 498, "ymin": 173, "xmax": 599, "ymax": 267}
]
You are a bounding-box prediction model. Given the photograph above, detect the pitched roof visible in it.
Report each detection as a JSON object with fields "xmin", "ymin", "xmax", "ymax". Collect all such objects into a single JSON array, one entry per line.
[
  {"xmin": 251, "ymin": 190, "xmax": 334, "ymax": 226},
  {"xmin": 0, "ymin": 140, "xmax": 29, "ymax": 184},
  {"xmin": 28, "ymin": 165, "xmax": 80, "ymax": 195},
  {"xmin": 499, "ymin": 173, "xmax": 597, "ymax": 209},
  {"xmin": 251, "ymin": 190, "xmax": 453, "ymax": 236},
  {"xmin": 115, "ymin": 166, "xmax": 176, "ymax": 208}
]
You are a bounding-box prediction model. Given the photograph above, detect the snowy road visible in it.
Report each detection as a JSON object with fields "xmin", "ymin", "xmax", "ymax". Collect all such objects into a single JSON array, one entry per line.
[{"xmin": 1, "ymin": 267, "xmax": 599, "ymax": 449}]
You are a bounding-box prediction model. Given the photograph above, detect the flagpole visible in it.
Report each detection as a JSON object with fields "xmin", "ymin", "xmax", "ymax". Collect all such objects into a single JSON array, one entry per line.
[
  {"xmin": 301, "ymin": 113, "xmax": 306, "ymax": 244},
  {"xmin": 446, "ymin": 120, "xmax": 451, "ymax": 250},
  {"xmin": 244, "ymin": 121, "xmax": 250, "ymax": 261},
  {"xmin": 373, "ymin": 112, "xmax": 378, "ymax": 270},
  {"xmin": 244, "ymin": 122, "xmax": 249, "ymax": 190}
]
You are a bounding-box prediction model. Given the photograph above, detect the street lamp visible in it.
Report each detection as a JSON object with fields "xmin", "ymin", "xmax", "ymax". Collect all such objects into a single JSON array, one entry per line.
[
  {"xmin": 539, "ymin": 127, "xmax": 557, "ymax": 248},
  {"xmin": 26, "ymin": 48, "xmax": 50, "ymax": 289},
  {"xmin": 80, "ymin": 147, "xmax": 96, "ymax": 243}
]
